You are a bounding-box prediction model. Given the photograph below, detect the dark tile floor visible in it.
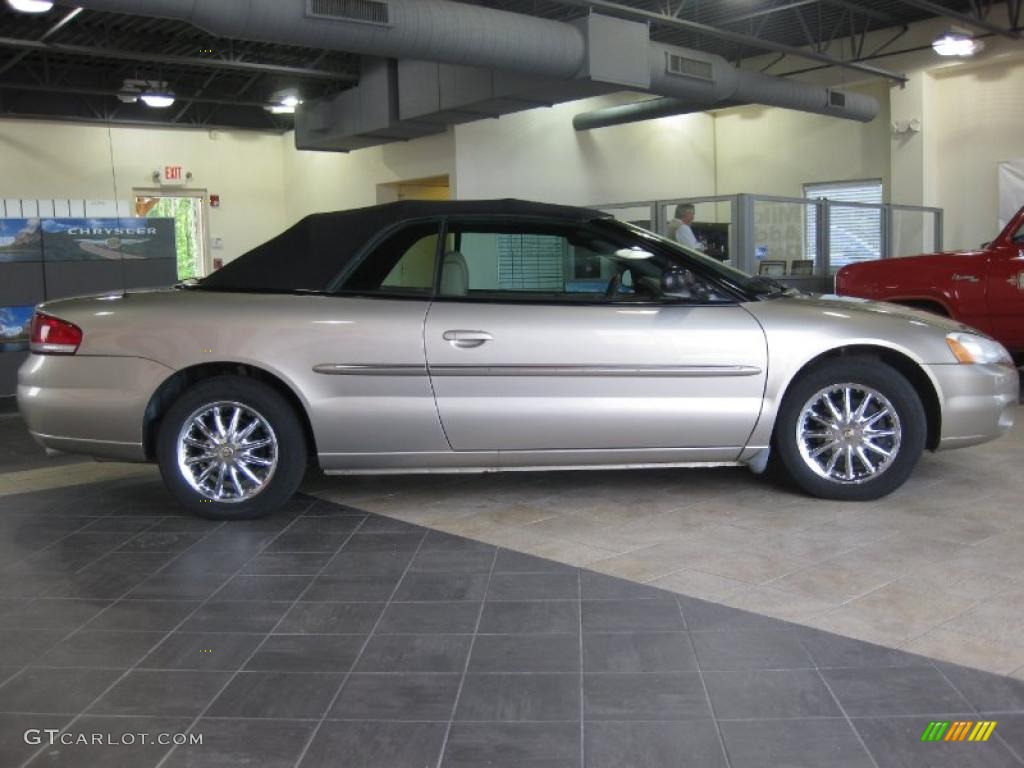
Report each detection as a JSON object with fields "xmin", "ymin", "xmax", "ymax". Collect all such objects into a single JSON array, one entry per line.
[
  {"xmin": 1, "ymin": 479, "xmax": 1023, "ymax": 767},
  {"xmin": 0, "ymin": 414, "xmax": 84, "ymax": 472}
]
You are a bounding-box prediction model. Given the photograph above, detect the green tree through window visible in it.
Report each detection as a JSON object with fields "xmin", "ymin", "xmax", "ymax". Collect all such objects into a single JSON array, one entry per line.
[{"xmin": 144, "ymin": 197, "xmax": 202, "ymax": 279}]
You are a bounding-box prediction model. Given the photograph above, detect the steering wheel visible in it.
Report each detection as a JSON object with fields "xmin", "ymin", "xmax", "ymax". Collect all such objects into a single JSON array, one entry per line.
[{"xmin": 604, "ymin": 272, "xmax": 622, "ymax": 299}]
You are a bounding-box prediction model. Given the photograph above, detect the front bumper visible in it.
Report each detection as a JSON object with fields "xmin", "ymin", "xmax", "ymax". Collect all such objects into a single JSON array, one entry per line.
[
  {"xmin": 925, "ymin": 362, "xmax": 1018, "ymax": 450},
  {"xmin": 17, "ymin": 354, "xmax": 174, "ymax": 462}
]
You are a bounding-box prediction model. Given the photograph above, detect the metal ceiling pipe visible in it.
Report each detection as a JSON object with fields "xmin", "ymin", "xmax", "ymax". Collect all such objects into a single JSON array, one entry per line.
[
  {"xmin": 572, "ymin": 97, "xmax": 728, "ymax": 131},
  {"xmin": 574, "ymin": 42, "xmax": 879, "ymax": 131},
  {"xmin": 64, "ymin": 0, "xmax": 588, "ymax": 79},
  {"xmin": 730, "ymin": 69, "xmax": 876, "ymax": 120}
]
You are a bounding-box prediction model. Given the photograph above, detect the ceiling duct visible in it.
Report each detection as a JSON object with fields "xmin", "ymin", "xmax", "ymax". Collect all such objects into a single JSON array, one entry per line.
[
  {"xmin": 572, "ymin": 97, "xmax": 735, "ymax": 131},
  {"xmin": 573, "ymin": 43, "xmax": 877, "ymax": 131},
  {"xmin": 66, "ymin": 0, "xmax": 588, "ymax": 79},
  {"xmin": 65, "ymin": 0, "xmax": 879, "ymax": 148}
]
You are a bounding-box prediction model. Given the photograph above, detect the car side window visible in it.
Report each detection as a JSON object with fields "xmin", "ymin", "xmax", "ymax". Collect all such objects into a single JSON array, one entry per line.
[
  {"xmin": 1013, "ymin": 222, "xmax": 1024, "ymax": 243},
  {"xmin": 338, "ymin": 221, "xmax": 441, "ymax": 296},
  {"xmin": 437, "ymin": 222, "xmax": 729, "ymax": 304}
]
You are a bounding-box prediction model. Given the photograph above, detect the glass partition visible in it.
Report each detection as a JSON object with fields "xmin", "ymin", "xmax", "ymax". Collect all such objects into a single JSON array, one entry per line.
[
  {"xmin": 753, "ymin": 198, "xmax": 822, "ymax": 278},
  {"xmin": 823, "ymin": 201, "xmax": 883, "ymax": 272},
  {"xmin": 659, "ymin": 197, "xmax": 736, "ymax": 265},
  {"xmin": 589, "ymin": 194, "xmax": 943, "ymax": 293},
  {"xmin": 595, "ymin": 203, "xmax": 656, "ymax": 233}
]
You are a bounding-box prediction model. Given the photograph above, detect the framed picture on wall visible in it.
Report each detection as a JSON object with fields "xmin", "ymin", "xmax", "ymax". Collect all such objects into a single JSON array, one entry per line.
[
  {"xmin": 0, "ymin": 219, "xmax": 42, "ymax": 262},
  {"xmin": 0, "ymin": 305, "xmax": 34, "ymax": 352},
  {"xmin": 758, "ymin": 260, "xmax": 787, "ymax": 277}
]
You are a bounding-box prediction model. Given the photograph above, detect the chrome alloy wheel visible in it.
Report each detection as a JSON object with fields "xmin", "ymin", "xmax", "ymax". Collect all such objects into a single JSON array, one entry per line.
[
  {"xmin": 176, "ymin": 401, "xmax": 278, "ymax": 503},
  {"xmin": 796, "ymin": 384, "xmax": 902, "ymax": 485}
]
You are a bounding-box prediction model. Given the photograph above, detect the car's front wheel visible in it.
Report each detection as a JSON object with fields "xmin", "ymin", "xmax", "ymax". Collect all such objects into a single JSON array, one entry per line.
[
  {"xmin": 156, "ymin": 376, "xmax": 307, "ymax": 519},
  {"xmin": 773, "ymin": 358, "xmax": 926, "ymax": 501}
]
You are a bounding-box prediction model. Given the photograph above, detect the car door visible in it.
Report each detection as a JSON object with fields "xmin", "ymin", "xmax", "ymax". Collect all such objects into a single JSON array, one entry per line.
[
  {"xmin": 423, "ymin": 218, "xmax": 768, "ymax": 464},
  {"xmin": 984, "ymin": 216, "xmax": 1024, "ymax": 352},
  {"xmin": 311, "ymin": 219, "xmax": 451, "ymax": 469}
]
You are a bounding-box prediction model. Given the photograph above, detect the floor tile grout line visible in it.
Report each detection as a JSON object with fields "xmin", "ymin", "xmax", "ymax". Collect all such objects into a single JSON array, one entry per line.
[
  {"xmin": 69, "ymin": 517, "xmax": 190, "ymax": 576},
  {"xmin": 13, "ymin": 499, "xmax": 314, "ymax": 768},
  {"xmin": 0, "ymin": 506, "xmax": 147, "ymax": 580},
  {"xmin": 1, "ymin": 710, "xmax": 1003, "ymax": 722},
  {"xmin": 577, "ymin": 567, "xmax": 584, "ymax": 768},
  {"xmin": 812, "ymin": 662, "xmax": 882, "ymax": 768},
  {"xmin": 675, "ymin": 595, "xmax": 734, "ymax": 768},
  {"xmin": 5, "ymin": 513, "xmax": 233, "ymax": 699},
  {"xmin": 153, "ymin": 502, "xmax": 369, "ymax": 768},
  {"xmin": 432, "ymin": 544, "xmax": 501, "ymax": 768},
  {"xmin": 54, "ymin": 517, "xmax": 232, "ymax": 635},
  {"xmin": 12, "ymin": 662, "xmax": 1005, "ymax": 677},
  {"xmin": 288, "ymin": 518, "xmax": 434, "ymax": 768},
  {"xmin": 929, "ymin": 659, "xmax": 1024, "ymax": 763}
]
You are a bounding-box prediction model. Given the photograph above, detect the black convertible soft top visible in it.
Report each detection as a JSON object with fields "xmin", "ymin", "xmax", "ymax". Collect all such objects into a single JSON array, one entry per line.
[{"xmin": 198, "ymin": 199, "xmax": 610, "ymax": 293}]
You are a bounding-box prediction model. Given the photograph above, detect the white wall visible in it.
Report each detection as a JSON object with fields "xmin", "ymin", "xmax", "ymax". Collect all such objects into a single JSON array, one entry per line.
[
  {"xmin": 929, "ymin": 56, "xmax": 1024, "ymax": 249},
  {"xmin": 280, "ymin": 129, "xmax": 455, "ymax": 224},
  {"xmin": 0, "ymin": 120, "xmax": 287, "ymax": 264},
  {"xmin": 453, "ymin": 94, "xmax": 718, "ymax": 206},
  {"xmin": 713, "ymin": 80, "xmax": 892, "ymax": 199}
]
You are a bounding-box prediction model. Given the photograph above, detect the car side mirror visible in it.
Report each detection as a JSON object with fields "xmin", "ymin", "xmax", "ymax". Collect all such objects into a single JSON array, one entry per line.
[{"xmin": 981, "ymin": 241, "xmax": 991, "ymax": 249}]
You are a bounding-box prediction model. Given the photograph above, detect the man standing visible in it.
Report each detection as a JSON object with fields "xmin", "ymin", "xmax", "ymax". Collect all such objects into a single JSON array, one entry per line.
[{"xmin": 669, "ymin": 203, "xmax": 705, "ymax": 251}]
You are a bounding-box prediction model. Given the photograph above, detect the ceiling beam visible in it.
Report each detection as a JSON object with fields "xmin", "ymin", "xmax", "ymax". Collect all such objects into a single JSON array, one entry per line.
[
  {"xmin": 0, "ymin": 81, "xmax": 286, "ymax": 110},
  {"xmin": 0, "ymin": 36, "xmax": 358, "ymax": 81},
  {"xmin": 893, "ymin": 0, "xmax": 1020, "ymax": 37},
  {"xmin": 0, "ymin": 7, "xmax": 83, "ymax": 78},
  {"xmin": 823, "ymin": 0, "xmax": 899, "ymax": 25},
  {"xmin": 548, "ymin": 0, "xmax": 908, "ymax": 81},
  {"xmin": 0, "ymin": 108, "xmax": 287, "ymax": 132},
  {"xmin": 724, "ymin": 0, "xmax": 819, "ymax": 26}
]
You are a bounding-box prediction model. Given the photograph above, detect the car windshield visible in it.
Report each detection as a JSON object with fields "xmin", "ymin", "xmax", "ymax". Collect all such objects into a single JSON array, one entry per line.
[{"xmin": 598, "ymin": 220, "xmax": 795, "ymax": 299}]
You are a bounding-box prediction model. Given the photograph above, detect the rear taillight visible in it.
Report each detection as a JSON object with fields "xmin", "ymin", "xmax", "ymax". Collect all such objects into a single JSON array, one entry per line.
[{"xmin": 30, "ymin": 312, "xmax": 83, "ymax": 355}]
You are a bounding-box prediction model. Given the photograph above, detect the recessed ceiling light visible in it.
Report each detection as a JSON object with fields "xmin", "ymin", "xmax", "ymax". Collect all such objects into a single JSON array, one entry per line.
[
  {"xmin": 932, "ymin": 29, "xmax": 984, "ymax": 57},
  {"xmin": 140, "ymin": 91, "xmax": 175, "ymax": 108},
  {"xmin": 6, "ymin": 0, "xmax": 54, "ymax": 12}
]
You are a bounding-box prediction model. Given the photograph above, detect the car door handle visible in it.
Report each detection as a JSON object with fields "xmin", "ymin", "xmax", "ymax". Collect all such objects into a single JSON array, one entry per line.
[
  {"xmin": 442, "ymin": 330, "xmax": 492, "ymax": 348},
  {"xmin": 952, "ymin": 273, "xmax": 979, "ymax": 283}
]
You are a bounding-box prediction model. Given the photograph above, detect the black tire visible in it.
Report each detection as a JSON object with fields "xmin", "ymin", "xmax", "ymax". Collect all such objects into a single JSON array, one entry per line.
[
  {"xmin": 156, "ymin": 375, "xmax": 307, "ymax": 520},
  {"xmin": 773, "ymin": 357, "xmax": 926, "ymax": 501}
]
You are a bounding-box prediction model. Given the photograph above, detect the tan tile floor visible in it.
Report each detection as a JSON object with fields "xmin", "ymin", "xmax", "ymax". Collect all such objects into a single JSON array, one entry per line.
[{"xmin": 306, "ymin": 405, "xmax": 1024, "ymax": 678}]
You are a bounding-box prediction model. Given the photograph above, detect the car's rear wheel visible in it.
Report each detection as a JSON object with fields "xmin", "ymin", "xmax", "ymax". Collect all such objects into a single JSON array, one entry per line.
[
  {"xmin": 773, "ymin": 358, "xmax": 926, "ymax": 501},
  {"xmin": 156, "ymin": 376, "xmax": 307, "ymax": 519}
]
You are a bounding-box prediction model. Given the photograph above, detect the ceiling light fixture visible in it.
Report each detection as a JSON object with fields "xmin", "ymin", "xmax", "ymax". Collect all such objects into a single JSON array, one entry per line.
[
  {"xmin": 6, "ymin": 0, "xmax": 54, "ymax": 12},
  {"xmin": 140, "ymin": 90, "xmax": 175, "ymax": 108},
  {"xmin": 932, "ymin": 28, "xmax": 984, "ymax": 57},
  {"xmin": 266, "ymin": 89, "xmax": 302, "ymax": 115}
]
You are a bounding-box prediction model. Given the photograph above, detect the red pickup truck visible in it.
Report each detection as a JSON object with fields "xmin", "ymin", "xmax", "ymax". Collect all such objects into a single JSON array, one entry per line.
[{"xmin": 836, "ymin": 206, "xmax": 1024, "ymax": 359}]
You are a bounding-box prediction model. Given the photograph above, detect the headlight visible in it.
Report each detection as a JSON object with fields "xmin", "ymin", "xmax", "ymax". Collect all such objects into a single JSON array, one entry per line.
[{"xmin": 945, "ymin": 332, "xmax": 1014, "ymax": 366}]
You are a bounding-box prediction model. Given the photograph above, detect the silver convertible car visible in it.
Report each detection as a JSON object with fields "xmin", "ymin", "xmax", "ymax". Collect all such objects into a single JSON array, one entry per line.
[{"xmin": 18, "ymin": 200, "xmax": 1018, "ymax": 519}]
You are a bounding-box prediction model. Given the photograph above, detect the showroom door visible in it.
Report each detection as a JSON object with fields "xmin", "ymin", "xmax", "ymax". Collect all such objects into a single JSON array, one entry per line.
[
  {"xmin": 424, "ymin": 220, "xmax": 768, "ymax": 460},
  {"xmin": 134, "ymin": 190, "xmax": 209, "ymax": 279}
]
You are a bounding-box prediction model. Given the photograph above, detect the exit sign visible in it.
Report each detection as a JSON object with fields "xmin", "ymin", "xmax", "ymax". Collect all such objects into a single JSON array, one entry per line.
[{"xmin": 155, "ymin": 165, "xmax": 190, "ymax": 186}]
